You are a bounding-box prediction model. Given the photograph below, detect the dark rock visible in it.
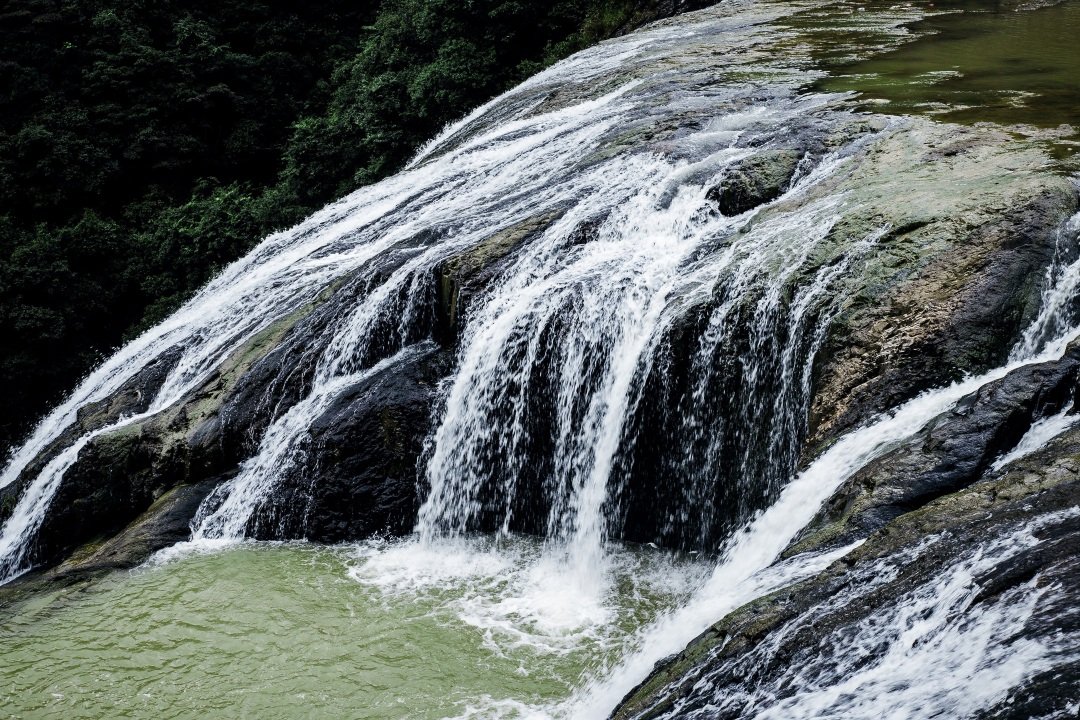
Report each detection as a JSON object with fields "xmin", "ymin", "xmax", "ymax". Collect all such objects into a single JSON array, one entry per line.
[
  {"xmin": 242, "ymin": 342, "xmax": 452, "ymax": 542},
  {"xmin": 789, "ymin": 341, "xmax": 1080, "ymax": 556},
  {"xmin": 4, "ymin": 201, "xmax": 563, "ymax": 579},
  {"xmin": 10, "ymin": 300, "xmax": 322, "ymax": 575},
  {"xmin": 0, "ymin": 346, "xmax": 184, "ymax": 526},
  {"xmin": 74, "ymin": 346, "xmax": 185, "ymax": 429},
  {"xmin": 612, "ymin": 445, "xmax": 1080, "ymax": 719},
  {"xmin": 28, "ymin": 425, "xmax": 182, "ymax": 568},
  {"xmin": 433, "ymin": 211, "xmax": 561, "ymax": 345},
  {"xmin": 0, "ymin": 479, "xmax": 220, "ymax": 610},
  {"xmin": 55, "ymin": 479, "xmax": 221, "ymax": 576},
  {"xmin": 615, "ymin": 320, "xmax": 1080, "ymax": 717},
  {"xmin": 706, "ymin": 149, "xmax": 803, "ymax": 216}
]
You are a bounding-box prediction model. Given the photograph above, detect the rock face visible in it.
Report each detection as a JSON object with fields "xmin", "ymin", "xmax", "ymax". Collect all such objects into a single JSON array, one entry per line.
[
  {"xmin": 613, "ymin": 458, "xmax": 1080, "ymax": 719},
  {"xmin": 705, "ymin": 149, "xmax": 804, "ymax": 216},
  {"xmin": 790, "ymin": 343, "xmax": 1080, "ymax": 556},
  {"xmin": 225, "ymin": 342, "xmax": 452, "ymax": 543},
  {"xmin": 616, "ymin": 118, "xmax": 1078, "ymax": 550},
  {"xmin": 801, "ymin": 120, "xmax": 1078, "ymax": 446},
  {"xmin": 612, "ymin": 344, "xmax": 1080, "ymax": 719},
  {"xmin": 1, "ymin": 15, "xmax": 1079, "ymax": 719},
  {"xmin": 0, "ymin": 307, "xmax": 311, "ymax": 573}
]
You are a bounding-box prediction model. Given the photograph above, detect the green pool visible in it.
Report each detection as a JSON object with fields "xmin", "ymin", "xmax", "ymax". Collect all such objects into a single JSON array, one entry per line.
[
  {"xmin": 0, "ymin": 538, "xmax": 705, "ymax": 719},
  {"xmin": 813, "ymin": 0, "xmax": 1080, "ymax": 150}
]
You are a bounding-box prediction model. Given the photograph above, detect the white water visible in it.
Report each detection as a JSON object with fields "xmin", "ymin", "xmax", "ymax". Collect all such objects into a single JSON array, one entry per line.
[
  {"xmin": 1, "ymin": 10, "xmax": 761, "ymax": 579},
  {"xmin": 415, "ymin": 139, "xmax": 875, "ymax": 576},
  {"xmin": 0, "ymin": 0, "xmax": 892, "ymax": 591},
  {"xmin": 564, "ymin": 209, "xmax": 1080, "ymax": 718},
  {"xmin": 0, "ymin": 180, "xmax": 426, "ymax": 581},
  {"xmin": 190, "ymin": 7, "xmax": 864, "ymax": 556},
  {"xmin": 642, "ymin": 508, "xmax": 1080, "ymax": 720},
  {"xmin": 1, "ymin": 2, "xmax": 1078, "ymax": 718},
  {"xmin": 0, "ymin": 421, "xmax": 122, "ymax": 581},
  {"xmin": 1013, "ymin": 209, "xmax": 1080, "ymax": 360},
  {"xmin": 192, "ymin": 344, "xmax": 435, "ymax": 539},
  {"xmin": 991, "ymin": 401, "xmax": 1080, "ymax": 472}
]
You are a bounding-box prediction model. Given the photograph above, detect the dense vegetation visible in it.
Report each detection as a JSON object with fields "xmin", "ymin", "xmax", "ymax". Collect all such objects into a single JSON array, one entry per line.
[{"xmin": 0, "ymin": 0, "xmax": 705, "ymax": 456}]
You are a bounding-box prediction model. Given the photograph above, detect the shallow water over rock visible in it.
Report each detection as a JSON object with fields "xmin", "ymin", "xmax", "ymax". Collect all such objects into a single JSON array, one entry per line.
[{"xmin": 810, "ymin": 0, "xmax": 1080, "ymax": 155}]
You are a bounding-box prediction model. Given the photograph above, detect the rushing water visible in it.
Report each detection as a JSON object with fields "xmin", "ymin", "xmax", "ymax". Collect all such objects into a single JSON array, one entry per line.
[
  {"xmin": 2, "ymin": 0, "xmax": 1080, "ymax": 718},
  {"xmin": 1, "ymin": 0, "xmax": 875, "ymax": 583},
  {"xmin": 4, "ymin": 211, "xmax": 1078, "ymax": 718},
  {"xmin": 632, "ymin": 507, "xmax": 1080, "ymax": 720}
]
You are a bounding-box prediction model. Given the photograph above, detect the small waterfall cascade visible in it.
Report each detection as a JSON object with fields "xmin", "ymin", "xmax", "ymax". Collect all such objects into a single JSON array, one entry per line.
[
  {"xmin": 571, "ymin": 207, "xmax": 1080, "ymax": 718},
  {"xmin": 623, "ymin": 508, "xmax": 1080, "ymax": 720},
  {"xmin": 2, "ymin": 9, "xmax": 776, "ymax": 579},
  {"xmin": 414, "ymin": 159, "xmax": 885, "ymax": 572}
]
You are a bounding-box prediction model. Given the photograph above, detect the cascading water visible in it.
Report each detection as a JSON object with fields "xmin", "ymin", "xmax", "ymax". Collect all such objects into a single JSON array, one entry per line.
[
  {"xmin": 625, "ymin": 508, "xmax": 1080, "ymax": 720},
  {"xmin": 1, "ymin": 1, "xmax": 1079, "ymax": 718},
  {"xmin": 188, "ymin": 6, "xmax": 893, "ymax": 567},
  {"xmin": 0, "ymin": 19, "xmax": 719, "ymax": 578},
  {"xmin": 581, "ymin": 208, "xmax": 1080, "ymax": 720},
  {"xmin": 0, "ymin": 0, "xmax": 922, "ymax": 590},
  {"xmin": 415, "ymin": 141, "xmax": 880, "ymax": 574}
]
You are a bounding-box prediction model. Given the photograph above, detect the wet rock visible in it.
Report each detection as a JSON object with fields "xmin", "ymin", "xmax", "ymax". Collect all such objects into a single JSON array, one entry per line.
[
  {"xmin": 610, "ymin": 119, "xmax": 1077, "ymax": 555},
  {"xmin": 612, "ymin": 435, "xmax": 1080, "ymax": 719},
  {"xmin": 0, "ymin": 479, "xmax": 220, "ymax": 609},
  {"xmin": 191, "ymin": 236, "xmax": 455, "ymax": 473},
  {"xmin": 433, "ymin": 211, "xmax": 561, "ymax": 344},
  {"xmin": 191, "ymin": 271, "xmax": 373, "ymax": 472},
  {"xmin": 74, "ymin": 346, "xmax": 184, "ymax": 429},
  {"xmin": 243, "ymin": 343, "xmax": 452, "ymax": 542},
  {"xmin": 0, "ymin": 347, "xmax": 184, "ymax": 526},
  {"xmin": 614, "ymin": 328, "xmax": 1080, "ymax": 717},
  {"xmin": 706, "ymin": 149, "xmax": 803, "ymax": 216},
  {"xmin": 10, "ymin": 302, "xmax": 320, "ymax": 574},
  {"xmin": 52, "ymin": 479, "xmax": 221, "ymax": 576},
  {"xmin": 6, "ymin": 200, "xmax": 559, "ymax": 578},
  {"xmin": 29, "ymin": 425, "xmax": 183, "ymax": 567},
  {"xmin": 806, "ymin": 123, "xmax": 1079, "ymax": 447},
  {"xmin": 788, "ymin": 342, "xmax": 1080, "ymax": 556}
]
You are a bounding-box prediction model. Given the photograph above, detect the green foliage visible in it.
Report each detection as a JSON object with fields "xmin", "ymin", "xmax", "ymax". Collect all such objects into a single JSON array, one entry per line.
[
  {"xmin": 0, "ymin": 0, "xmax": 375, "ymax": 453},
  {"xmin": 0, "ymin": 0, "xmax": 707, "ymax": 455}
]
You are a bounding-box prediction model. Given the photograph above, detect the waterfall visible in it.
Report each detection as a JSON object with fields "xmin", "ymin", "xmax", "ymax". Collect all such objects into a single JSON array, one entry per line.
[
  {"xmin": 749, "ymin": 512, "xmax": 1080, "ymax": 720},
  {"xmin": 569, "ymin": 208, "xmax": 1080, "ymax": 718},
  {"xmin": 0, "ymin": 1, "xmax": 1077, "ymax": 715},
  {"xmin": 182, "ymin": 4, "xmax": 891, "ymax": 564},
  {"xmin": 415, "ymin": 153, "xmax": 883, "ymax": 574},
  {"xmin": 0, "ymin": 27, "xmax": 705, "ymax": 579},
  {"xmin": 0, "ymin": 0, "xmax": 830, "ymax": 581}
]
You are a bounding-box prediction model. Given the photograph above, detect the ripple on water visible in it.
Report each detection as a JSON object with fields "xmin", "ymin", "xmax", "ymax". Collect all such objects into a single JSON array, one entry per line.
[{"xmin": 0, "ymin": 536, "xmax": 708, "ymax": 720}]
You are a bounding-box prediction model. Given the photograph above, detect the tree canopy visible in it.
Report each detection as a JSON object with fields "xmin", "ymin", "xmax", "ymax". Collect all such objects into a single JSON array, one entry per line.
[{"xmin": 0, "ymin": 0, "xmax": 704, "ymax": 455}]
